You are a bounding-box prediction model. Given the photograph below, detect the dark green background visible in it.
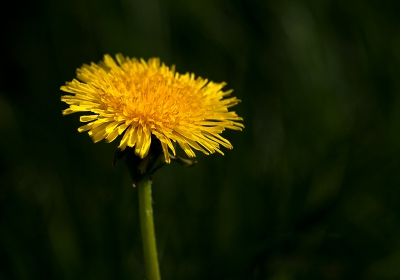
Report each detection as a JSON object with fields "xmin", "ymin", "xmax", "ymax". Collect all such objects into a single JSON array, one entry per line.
[{"xmin": 1, "ymin": 0, "xmax": 400, "ymax": 279}]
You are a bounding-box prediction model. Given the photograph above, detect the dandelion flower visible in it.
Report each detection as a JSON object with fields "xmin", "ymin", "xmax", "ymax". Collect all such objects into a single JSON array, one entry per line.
[{"xmin": 61, "ymin": 54, "xmax": 244, "ymax": 163}]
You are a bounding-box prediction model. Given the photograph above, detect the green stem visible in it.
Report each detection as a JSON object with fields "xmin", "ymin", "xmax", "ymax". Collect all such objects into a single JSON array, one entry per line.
[{"xmin": 138, "ymin": 175, "xmax": 161, "ymax": 280}]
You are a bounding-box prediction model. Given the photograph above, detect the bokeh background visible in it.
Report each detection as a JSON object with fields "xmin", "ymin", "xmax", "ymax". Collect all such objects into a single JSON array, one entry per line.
[{"xmin": 1, "ymin": 0, "xmax": 400, "ymax": 279}]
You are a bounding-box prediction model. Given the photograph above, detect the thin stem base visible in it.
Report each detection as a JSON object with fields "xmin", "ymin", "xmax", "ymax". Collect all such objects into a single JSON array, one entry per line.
[{"xmin": 138, "ymin": 175, "xmax": 161, "ymax": 280}]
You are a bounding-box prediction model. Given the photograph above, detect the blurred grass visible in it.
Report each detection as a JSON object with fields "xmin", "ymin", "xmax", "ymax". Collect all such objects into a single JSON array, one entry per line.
[{"xmin": 1, "ymin": 0, "xmax": 400, "ymax": 279}]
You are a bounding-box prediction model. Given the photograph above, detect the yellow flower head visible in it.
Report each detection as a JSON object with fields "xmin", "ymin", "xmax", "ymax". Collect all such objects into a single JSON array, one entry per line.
[{"xmin": 61, "ymin": 54, "xmax": 244, "ymax": 163}]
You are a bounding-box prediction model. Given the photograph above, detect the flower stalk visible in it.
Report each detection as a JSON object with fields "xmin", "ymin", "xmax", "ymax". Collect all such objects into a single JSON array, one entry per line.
[{"xmin": 137, "ymin": 174, "xmax": 161, "ymax": 280}]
